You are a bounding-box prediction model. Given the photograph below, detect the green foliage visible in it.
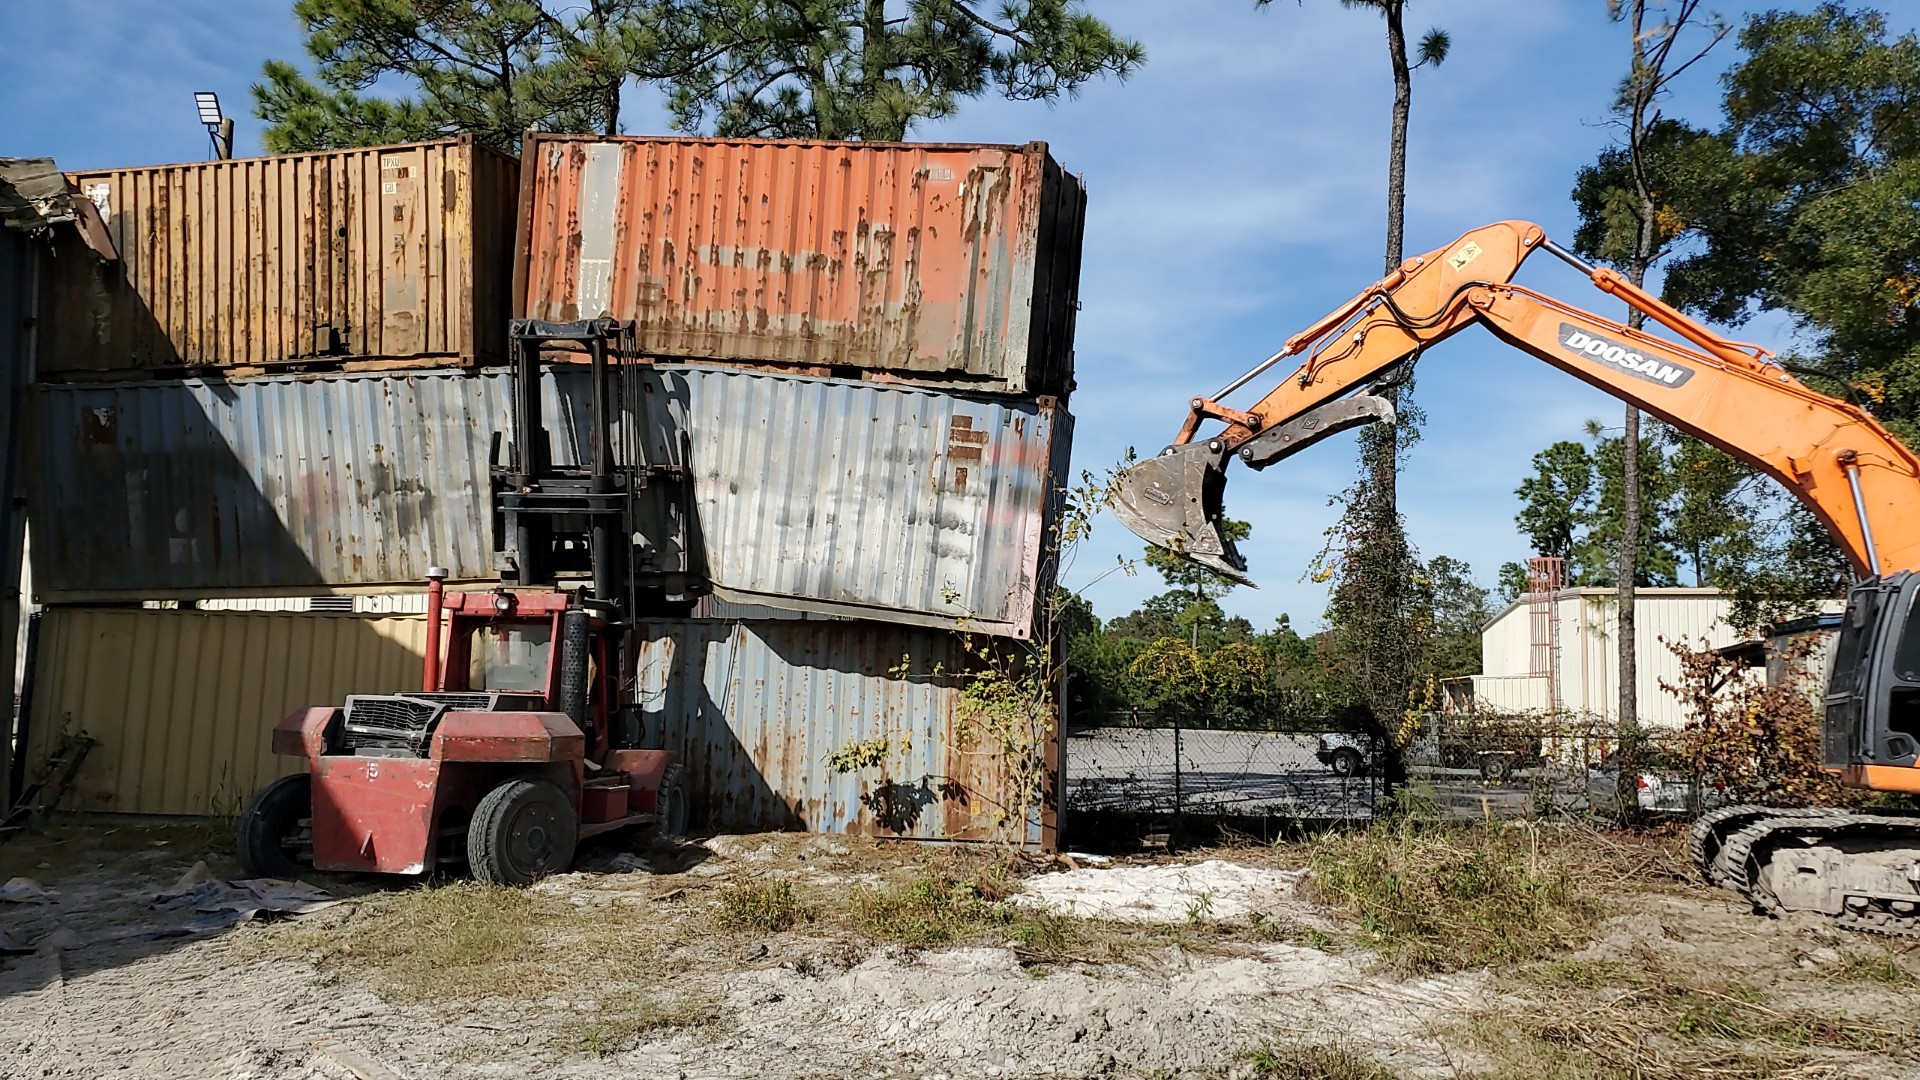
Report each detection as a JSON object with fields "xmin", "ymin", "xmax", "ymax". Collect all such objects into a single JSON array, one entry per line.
[
  {"xmin": 663, "ymin": 0, "xmax": 1144, "ymax": 140},
  {"xmin": 255, "ymin": 0, "xmax": 670, "ymax": 152},
  {"xmin": 1126, "ymin": 637, "xmax": 1208, "ymax": 716},
  {"xmin": 1511, "ymin": 423, "xmax": 1686, "ymax": 588},
  {"xmin": 852, "ymin": 863, "xmax": 1072, "ymax": 952},
  {"xmin": 259, "ymin": 0, "xmax": 1141, "ymax": 152},
  {"xmin": 1422, "ymin": 554, "xmax": 1491, "ymax": 680},
  {"xmin": 825, "ymin": 736, "xmax": 890, "ymax": 774},
  {"xmin": 1662, "ymin": 3, "xmax": 1920, "ymax": 443}
]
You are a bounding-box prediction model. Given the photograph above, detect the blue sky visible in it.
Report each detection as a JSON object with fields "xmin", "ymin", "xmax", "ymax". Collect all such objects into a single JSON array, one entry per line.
[{"xmin": 5, "ymin": 1, "xmax": 1912, "ymax": 631}]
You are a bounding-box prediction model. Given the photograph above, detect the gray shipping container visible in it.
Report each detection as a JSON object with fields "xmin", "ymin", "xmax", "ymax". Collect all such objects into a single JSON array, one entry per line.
[
  {"xmin": 28, "ymin": 367, "xmax": 1070, "ymax": 637},
  {"xmin": 633, "ymin": 618, "xmax": 1051, "ymax": 847}
]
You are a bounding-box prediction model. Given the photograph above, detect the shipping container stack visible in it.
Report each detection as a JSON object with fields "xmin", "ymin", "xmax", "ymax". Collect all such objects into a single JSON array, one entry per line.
[{"xmin": 21, "ymin": 135, "xmax": 1083, "ymax": 846}]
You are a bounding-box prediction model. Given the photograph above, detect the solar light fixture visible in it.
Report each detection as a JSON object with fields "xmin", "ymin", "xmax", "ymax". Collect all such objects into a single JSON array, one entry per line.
[{"xmin": 194, "ymin": 92, "xmax": 234, "ymax": 159}]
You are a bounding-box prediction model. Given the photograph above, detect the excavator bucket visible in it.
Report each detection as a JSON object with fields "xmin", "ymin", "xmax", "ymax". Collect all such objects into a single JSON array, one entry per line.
[
  {"xmin": 1111, "ymin": 442, "xmax": 1252, "ymax": 585},
  {"xmin": 1111, "ymin": 392, "xmax": 1397, "ymax": 588}
]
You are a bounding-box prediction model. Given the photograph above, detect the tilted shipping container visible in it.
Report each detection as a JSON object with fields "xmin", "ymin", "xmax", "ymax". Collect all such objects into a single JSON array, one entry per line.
[
  {"xmin": 517, "ymin": 134, "xmax": 1085, "ymax": 397},
  {"xmin": 27, "ymin": 366, "xmax": 1071, "ymax": 636},
  {"xmin": 39, "ymin": 137, "xmax": 518, "ymax": 379}
]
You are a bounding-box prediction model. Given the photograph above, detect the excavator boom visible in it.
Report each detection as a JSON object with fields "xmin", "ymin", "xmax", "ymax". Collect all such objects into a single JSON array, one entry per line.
[{"xmin": 1114, "ymin": 219, "xmax": 1920, "ymax": 583}]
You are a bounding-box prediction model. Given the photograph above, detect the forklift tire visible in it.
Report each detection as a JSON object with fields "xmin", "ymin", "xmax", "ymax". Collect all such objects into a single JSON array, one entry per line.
[
  {"xmin": 236, "ymin": 773, "xmax": 312, "ymax": 879},
  {"xmin": 468, "ymin": 775, "xmax": 578, "ymax": 886},
  {"xmin": 655, "ymin": 764, "xmax": 690, "ymax": 838}
]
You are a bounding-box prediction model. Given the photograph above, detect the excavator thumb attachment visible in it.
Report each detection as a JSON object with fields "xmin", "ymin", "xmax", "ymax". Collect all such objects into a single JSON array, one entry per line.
[
  {"xmin": 1111, "ymin": 442, "xmax": 1251, "ymax": 585},
  {"xmin": 1111, "ymin": 392, "xmax": 1397, "ymax": 586},
  {"xmin": 1237, "ymin": 391, "xmax": 1395, "ymax": 470}
]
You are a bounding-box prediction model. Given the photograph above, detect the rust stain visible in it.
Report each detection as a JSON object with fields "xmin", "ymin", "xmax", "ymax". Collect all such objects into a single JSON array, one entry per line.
[{"xmin": 519, "ymin": 135, "xmax": 1080, "ymax": 393}]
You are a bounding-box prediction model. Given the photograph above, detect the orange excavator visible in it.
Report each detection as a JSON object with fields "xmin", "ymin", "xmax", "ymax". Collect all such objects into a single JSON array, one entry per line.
[{"xmin": 1113, "ymin": 220, "xmax": 1920, "ymax": 937}]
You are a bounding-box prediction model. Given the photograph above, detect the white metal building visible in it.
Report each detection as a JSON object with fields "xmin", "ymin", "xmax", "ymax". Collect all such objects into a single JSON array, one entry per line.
[{"xmin": 1467, "ymin": 587, "xmax": 1742, "ymax": 730}]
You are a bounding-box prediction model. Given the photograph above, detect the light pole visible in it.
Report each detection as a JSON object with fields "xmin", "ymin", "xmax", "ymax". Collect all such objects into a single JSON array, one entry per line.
[{"xmin": 194, "ymin": 92, "xmax": 234, "ymax": 160}]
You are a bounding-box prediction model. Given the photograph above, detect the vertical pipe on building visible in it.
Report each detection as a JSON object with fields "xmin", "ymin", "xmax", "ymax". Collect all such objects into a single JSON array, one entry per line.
[
  {"xmin": 423, "ymin": 567, "xmax": 448, "ymax": 691},
  {"xmin": 587, "ymin": 330, "xmax": 617, "ymax": 604},
  {"xmin": 0, "ymin": 245, "xmax": 39, "ymax": 810}
]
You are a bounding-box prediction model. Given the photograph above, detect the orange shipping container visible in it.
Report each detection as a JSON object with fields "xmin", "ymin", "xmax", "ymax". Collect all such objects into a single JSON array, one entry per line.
[
  {"xmin": 40, "ymin": 137, "xmax": 518, "ymax": 379},
  {"xmin": 516, "ymin": 135, "xmax": 1085, "ymax": 397}
]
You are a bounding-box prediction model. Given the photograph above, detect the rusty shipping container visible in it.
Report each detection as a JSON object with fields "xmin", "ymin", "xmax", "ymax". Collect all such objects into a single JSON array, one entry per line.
[
  {"xmin": 39, "ymin": 137, "xmax": 518, "ymax": 379},
  {"xmin": 28, "ymin": 365, "xmax": 1071, "ymax": 637},
  {"xmin": 22, "ymin": 608, "xmax": 1052, "ymax": 846},
  {"xmin": 633, "ymin": 618, "xmax": 1051, "ymax": 847},
  {"xmin": 518, "ymin": 134, "xmax": 1085, "ymax": 396}
]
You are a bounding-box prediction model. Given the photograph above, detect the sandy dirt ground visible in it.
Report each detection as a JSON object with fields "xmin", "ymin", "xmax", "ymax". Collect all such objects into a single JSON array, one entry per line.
[{"xmin": 2, "ymin": 822, "xmax": 1915, "ymax": 1080}]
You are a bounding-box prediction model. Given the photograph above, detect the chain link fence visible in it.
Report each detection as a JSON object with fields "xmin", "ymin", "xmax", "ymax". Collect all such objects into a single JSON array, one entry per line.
[
  {"xmin": 1063, "ymin": 710, "xmax": 1723, "ymax": 842},
  {"xmin": 1063, "ymin": 712, "xmax": 1379, "ymax": 841}
]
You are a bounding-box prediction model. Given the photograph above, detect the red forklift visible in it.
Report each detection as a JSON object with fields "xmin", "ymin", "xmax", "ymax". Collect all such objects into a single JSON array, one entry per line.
[{"xmin": 236, "ymin": 319, "xmax": 702, "ymax": 885}]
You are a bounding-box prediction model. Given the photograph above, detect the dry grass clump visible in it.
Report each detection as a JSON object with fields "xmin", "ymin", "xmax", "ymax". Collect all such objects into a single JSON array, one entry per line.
[
  {"xmin": 269, "ymin": 883, "xmax": 571, "ymax": 1003},
  {"xmin": 852, "ymin": 861, "xmax": 1076, "ymax": 954},
  {"xmin": 567, "ymin": 993, "xmax": 719, "ymax": 1057},
  {"xmin": 1305, "ymin": 819, "xmax": 1601, "ymax": 973},
  {"xmin": 1242, "ymin": 1040, "xmax": 1398, "ymax": 1080},
  {"xmin": 1477, "ymin": 954, "xmax": 1918, "ymax": 1079},
  {"xmin": 1825, "ymin": 949, "xmax": 1920, "ymax": 988},
  {"xmin": 715, "ymin": 879, "xmax": 813, "ymax": 933}
]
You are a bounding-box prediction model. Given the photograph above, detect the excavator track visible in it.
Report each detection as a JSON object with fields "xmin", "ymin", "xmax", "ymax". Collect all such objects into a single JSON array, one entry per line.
[
  {"xmin": 1718, "ymin": 810, "xmax": 1920, "ymax": 941},
  {"xmin": 1689, "ymin": 804, "xmax": 1829, "ymax": 888}
]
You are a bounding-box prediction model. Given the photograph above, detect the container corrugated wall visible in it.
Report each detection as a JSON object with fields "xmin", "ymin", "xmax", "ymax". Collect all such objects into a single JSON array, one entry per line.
[
  {"xmin": 22, "ymin": 609, "xmax": 1054, "ymax": 845},
  {"xmin": 628, "ymin": 367, "xmax": 1068, "ymax": 637},
  {"xmin": 633, "ymin": 619, "xmax": 1048, "ymax": 847},
  {"xmin": 28, "ymin": 365, "xmax": 1069, "ymax": 636},
  {"xmin": 27, "ymin": 370, "xmax": 511, "ymax": 597},
  {"xmin": 40, "ymin": 137, "xmax": 518, "ymax": 378},
  {"xmin": 518, "ymin": 135, "xmax": 1084, "ymax": 396},
  {"xmin": 24, "ymin": 608, "xmax": 429, "ymax": 816}
]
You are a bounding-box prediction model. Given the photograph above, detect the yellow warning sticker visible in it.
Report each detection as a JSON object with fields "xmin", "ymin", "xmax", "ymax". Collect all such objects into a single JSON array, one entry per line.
[{"xmin": 1448, "ymin": 241, "xmax": 1483, "ymax": 271}]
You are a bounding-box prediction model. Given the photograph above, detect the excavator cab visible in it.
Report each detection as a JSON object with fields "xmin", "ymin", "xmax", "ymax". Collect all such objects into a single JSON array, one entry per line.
[{"xmin": 1826, "ymin": 573, "xmax": 1920, "ymax": 774}]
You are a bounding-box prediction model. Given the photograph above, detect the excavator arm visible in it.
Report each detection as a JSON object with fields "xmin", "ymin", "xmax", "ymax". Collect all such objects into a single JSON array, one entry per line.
[{"xmin": 1113, "ymin": 220, "xmax": 1920, "ymax": 585}]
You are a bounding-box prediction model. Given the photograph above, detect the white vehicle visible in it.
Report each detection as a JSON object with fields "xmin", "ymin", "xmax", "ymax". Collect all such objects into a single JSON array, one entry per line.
[{"xmin": 1315, "ymin": 733, "xmax": 1371, "ymax": 778}]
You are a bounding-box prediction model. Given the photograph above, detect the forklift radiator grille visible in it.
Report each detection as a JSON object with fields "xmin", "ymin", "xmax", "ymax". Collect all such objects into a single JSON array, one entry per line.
[
  {"xmin": 338, "ymin": 693, "xmax": 545, "ymax": 755},
  {"xmin": 341, "ymin": 696, "xmax": 448, "ymax": 753}
]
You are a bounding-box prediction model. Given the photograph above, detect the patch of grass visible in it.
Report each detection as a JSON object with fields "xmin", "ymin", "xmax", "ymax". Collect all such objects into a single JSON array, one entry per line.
[
  {"xmin": 1476, "ymin": 956, "xmax": 1918, "ymax": 1080},
  {"xmin": 852, "ymin": 863, "xmax": 1075, "ymax": 954},
  {"xmin": 1827, "ymin": 949, "xmax": 1920, "ymax": 987},
  {"xmin": 266, "ymin": 882, "xmax": 571, "ymax": 1003},
  {"xmin": 1520, "ymin": 957, "xmax": 1638, "ymax": 991},
  {"xmin": 715, "ymin": 880, "xmax": 812, "ymax": 933},
  {"xmin": 567, "ymin": 993, "xmax": 718, "ymax": 1057},
  {"xmin": 1305, "ymin": 820, "xmax": 1601, "ymax": 973},
  {"xmin": 1242, "ymin": 1040, "xmax": 1397, "ymax": 1080}
]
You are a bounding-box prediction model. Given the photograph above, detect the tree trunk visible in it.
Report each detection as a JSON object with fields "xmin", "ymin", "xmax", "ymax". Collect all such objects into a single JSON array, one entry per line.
[
  {"xmin": 1615, "ymin": 0, "xmax": 1658, "ymax": 821},
  {"xmin": 1383, "ymin": 1, "xmax": 1411, "ymax": 274}
]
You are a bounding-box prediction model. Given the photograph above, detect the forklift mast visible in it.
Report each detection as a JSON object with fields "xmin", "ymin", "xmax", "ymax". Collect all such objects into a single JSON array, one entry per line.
[{"xmin": 490, "ymin": 318, "xmax": 703, "ymax": 616}]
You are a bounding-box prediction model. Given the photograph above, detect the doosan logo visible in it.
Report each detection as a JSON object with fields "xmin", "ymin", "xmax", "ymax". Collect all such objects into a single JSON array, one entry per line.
[{"xmin": 1557, "ymin": 324, "xmax": 1694, "ymax": 387}]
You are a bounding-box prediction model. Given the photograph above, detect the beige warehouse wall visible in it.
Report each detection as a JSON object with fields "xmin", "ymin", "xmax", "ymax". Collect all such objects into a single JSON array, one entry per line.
[{"xmin": 25, "ymin": 608, "xmax": 426, "ymax": 816}]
